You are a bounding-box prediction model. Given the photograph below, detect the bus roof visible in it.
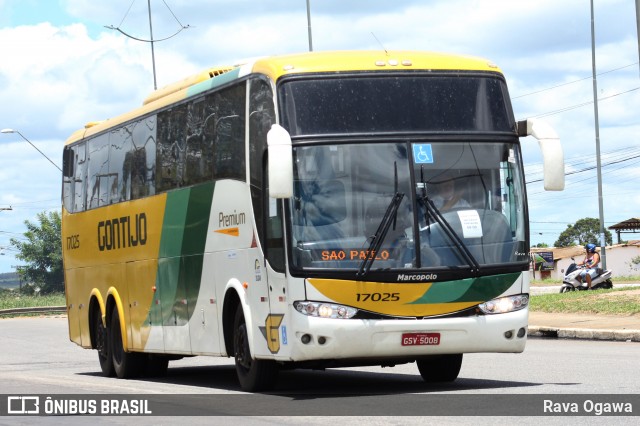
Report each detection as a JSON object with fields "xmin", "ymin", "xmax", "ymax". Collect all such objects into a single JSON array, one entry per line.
[
  {"xmin": 251, "ymin": 50, "xmax": 502, "ymax": 80},
  {"xmin": 64, "ymin": 50, "xmax": 503, "ymax": 145}
]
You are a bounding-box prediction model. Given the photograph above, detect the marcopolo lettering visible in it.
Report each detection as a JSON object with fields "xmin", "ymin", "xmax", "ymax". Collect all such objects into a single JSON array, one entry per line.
[
  {"xmin": 397, "ymin": 273, "xmax": 438, "ymax": 281},
  {"xmin": 98, "ymin": 213, "xmax": 147, "ymax": 251}
]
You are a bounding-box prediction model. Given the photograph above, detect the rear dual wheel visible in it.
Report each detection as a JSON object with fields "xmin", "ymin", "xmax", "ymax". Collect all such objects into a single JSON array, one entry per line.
[
  {"xmin": 93, "ymin": 306, "xmax": 170, "ymax": 379},
  {"xmin": 92, "ymin": 308, "xmax": 114, "ymax": 376},
  {"xmin": 110, "ymin": 308, "xmax": 144, "ymax": 379}
]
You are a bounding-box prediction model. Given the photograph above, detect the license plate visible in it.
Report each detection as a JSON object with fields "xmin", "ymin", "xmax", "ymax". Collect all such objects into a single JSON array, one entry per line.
[{"xmin": 401, "ymin": 332, "xmax": 441, "ymax": 346}]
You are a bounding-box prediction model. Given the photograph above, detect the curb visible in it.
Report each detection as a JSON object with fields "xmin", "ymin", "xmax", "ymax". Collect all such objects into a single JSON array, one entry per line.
[
  {"xmin": 0, "ymin": 306, "xmax": 67, "ymax": 316},
  {"xmin": 528, "ymin": 326, "xmax": 640, "ymax": 342}
]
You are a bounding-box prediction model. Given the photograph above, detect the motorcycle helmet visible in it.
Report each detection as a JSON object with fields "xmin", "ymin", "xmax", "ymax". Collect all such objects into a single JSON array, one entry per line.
[{"xmin": 585, "ymin": 243, "xmax": 597, "ymax": 253}]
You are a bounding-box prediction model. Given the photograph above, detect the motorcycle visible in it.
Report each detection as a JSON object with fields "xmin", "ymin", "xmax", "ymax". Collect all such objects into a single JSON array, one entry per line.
[{"xmin": 559, "ymin": 257, "xmax": 613, "ymax": 293}]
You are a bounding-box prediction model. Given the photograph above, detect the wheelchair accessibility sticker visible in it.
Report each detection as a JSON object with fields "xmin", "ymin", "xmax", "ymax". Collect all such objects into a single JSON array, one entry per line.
[{"xmin": 412, "ymin": 144, "xmax": 433, "ymax": 164}]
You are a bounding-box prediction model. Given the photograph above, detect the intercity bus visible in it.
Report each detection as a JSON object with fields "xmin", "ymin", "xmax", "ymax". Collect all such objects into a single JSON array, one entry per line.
[{"xmin": 61, "ymin": 50, "xmax": 564, "ymax": 391}]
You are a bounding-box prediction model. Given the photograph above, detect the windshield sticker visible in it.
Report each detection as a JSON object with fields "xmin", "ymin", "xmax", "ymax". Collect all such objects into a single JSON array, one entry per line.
[
  {"xmin": 412, "ymin": 144, "xmax": 434, "ymax": 164},
  {"xmin": 457, "ymin": 210, "xmax": 483, "ymax": 238},
  {"xmin": 508, "ymin": 148, "xmax": 516, "ymax": 163}
]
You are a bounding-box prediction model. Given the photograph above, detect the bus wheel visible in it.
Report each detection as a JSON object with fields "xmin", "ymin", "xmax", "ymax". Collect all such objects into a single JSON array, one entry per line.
[
  {"xmin": 233, "ymin": 306, "xmax": 278, "ymax": 392},
  {"xmin": 417, "ymin": 354, "xmax": 463, "ymax": 382},
  {"xmin": 92, "ymin": 307, "xmax": 114, "ymax": 376},
  {"xmin": 110, "ymin": 308, "xmax": 143, "ymax": 379}
]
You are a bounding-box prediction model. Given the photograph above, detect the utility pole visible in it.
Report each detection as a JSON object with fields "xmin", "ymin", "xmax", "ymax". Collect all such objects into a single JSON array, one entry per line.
[{"xmin": 590, "ymin": 0, "xmax": 606, "ymax": 269}]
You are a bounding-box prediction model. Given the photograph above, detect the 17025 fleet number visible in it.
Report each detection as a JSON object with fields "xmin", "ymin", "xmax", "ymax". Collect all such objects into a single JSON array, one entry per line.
[{"xmin": 355, "ymin": 292, "xmax": 400, "ymax": 302}]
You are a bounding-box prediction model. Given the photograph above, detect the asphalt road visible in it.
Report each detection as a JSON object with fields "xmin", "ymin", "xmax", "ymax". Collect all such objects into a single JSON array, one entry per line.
[{"xmin": 1, "ymin": 317, "xmax": 639, "ymax": 425}]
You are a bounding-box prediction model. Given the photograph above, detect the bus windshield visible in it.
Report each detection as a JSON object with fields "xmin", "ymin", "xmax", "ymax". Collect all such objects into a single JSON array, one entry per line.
[{"xmin": 288, "ymin": 141, "xmax": 527, "ymax": 276}]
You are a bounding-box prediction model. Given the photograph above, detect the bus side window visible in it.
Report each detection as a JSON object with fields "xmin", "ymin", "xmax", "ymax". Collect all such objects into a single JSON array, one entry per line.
[
  {"xmin": 249, "ymin": 77, "xmax": 276, "ymax": 247},
  {"xmin": 130, "ymin": 116, "xmax": 156, "ymax": 199},
  {"xmin": 266, "ymin": 195, "xmax": 285, "ymax": 272},
  {"xmin": 212, "ymin": 83, "xmax": 246, "ymax": 182},
  {"xmin": 87, "ymin": 134, "xmax": 110, "ymax": 209},
  {"xmin": 62, "ymin": 143, "xmax": 86, "ymax": 213},
  {"xmin": 265, "ymin": 140, "xmax": 285, "ymax": 272},
  {"xmin": 157, "ymin": 104, "xmax": 188, "ymax": 191},
  {"xmin": 109, "ymin": 126, "xmax": 132, "ymax": 203}
]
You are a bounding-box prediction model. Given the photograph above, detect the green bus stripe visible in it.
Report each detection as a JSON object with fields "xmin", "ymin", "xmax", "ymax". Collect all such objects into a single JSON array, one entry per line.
[
  {"xmin": 183, "ymin": 182, "xmax": 215, "ymax": 319},
  {"xmin": 159, "ymin": 189, "xmax": 191, "ymax": 258},
  {"xmin": 181, "ymin": 182, "xmax": 215, "ymax": 255},
  {"xmin": 152, "ymin": 182, "xmax": 215, "ymax": 325},
  {"xmin": 410, "ymin": 272, "xmax": 520, "ymax": 304}
]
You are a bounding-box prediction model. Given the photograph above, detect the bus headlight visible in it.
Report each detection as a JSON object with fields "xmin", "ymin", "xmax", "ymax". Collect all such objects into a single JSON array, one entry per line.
[
  {"xmin": 294, "ymin": 301, "xmax": 358, "ymax": 319},
  {"xmin": 478, "ymin": 294, "xmax": 528, "ymax": 314}
]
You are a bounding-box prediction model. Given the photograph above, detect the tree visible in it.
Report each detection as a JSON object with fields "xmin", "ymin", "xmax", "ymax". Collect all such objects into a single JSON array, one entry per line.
[
  {"xmin": 554, "ymin": 217, "xmax": 612, "ymax": 248},
  {"xmin": 534, "ymin": 242, "xmax": 549, "ymax": 248},
  {"xmin": 9, "ymin": 211, "xmax": 63, "ymax": 294}
]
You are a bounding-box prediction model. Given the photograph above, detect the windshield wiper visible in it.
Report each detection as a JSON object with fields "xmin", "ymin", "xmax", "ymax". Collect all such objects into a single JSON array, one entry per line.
[
  {"xmin": 357, "ymin": 191, "xmax": 405, "ymax": 278},
  {"xmin": 419, "ymin": 196, "xmax": 480, "ymax": 273},
  {"xmin": 416, "ymin": 165, "xmax": 479, "ymax": 273}
]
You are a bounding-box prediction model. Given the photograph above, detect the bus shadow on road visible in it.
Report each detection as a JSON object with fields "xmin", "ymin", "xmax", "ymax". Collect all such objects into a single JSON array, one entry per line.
[{"xmin": 81, "ymin": 363, "xmax": 542, "ymax": 395}]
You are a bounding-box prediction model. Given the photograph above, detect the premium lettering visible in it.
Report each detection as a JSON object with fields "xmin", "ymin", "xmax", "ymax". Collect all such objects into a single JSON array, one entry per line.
[
  {"xmin": 219, "ymin": 210, "xmax": 246, "ymax": 227},
  {"xmin": 98, "ymin": 213, "xmax": 147, "ymax": 251}
]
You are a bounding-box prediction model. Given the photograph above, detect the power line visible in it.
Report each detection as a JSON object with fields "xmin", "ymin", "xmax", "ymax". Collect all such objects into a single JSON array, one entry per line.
[
  {"xmin": 525, "ymin": 147, "xmax": 640, "ymax": 184},
  {"xmin": 524, "ymin": 86, "xmax": 640, "ymax": 120},
  {"xmin": 512, "ymin": 62, "xmax": 639, "ymax": 99}
]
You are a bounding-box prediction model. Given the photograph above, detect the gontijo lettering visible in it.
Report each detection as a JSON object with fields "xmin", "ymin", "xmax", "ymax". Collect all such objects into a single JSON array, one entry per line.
[{"xmin": 97, "ymin": 213, "xmax": 147, "ymax": 251}]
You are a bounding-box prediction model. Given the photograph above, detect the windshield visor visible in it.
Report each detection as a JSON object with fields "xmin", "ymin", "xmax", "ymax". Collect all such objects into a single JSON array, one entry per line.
[{"xmin": 280, "ymin": 74, "xmax": 514, "ymax": 136}]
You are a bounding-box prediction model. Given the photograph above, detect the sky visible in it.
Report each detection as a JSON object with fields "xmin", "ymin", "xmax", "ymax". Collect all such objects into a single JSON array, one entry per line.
[{"xmin": 1, "ymin": 0, "xmax": 640, "ymax": 273}]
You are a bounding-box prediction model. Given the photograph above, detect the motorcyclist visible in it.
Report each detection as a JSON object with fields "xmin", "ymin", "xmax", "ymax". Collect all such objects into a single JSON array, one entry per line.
[{"xmin": 576, "ymin": 243, "xmax": 601, "ymax": 289}]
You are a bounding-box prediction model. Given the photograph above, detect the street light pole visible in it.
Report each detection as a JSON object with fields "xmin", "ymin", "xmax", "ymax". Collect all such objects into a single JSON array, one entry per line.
[
  {"xmin": 106, "ymin": 1, "xmax": 189, "ymax": 91},
  {"xmin": 1, "ymin": 129, "xmax": 62, "ymax": 172},
  {"xmin": 636, "ymin": 0, "xmax": 640, "ymax": 77},
  {"xmin": 147, "ymin": 0, "xmax": 158, "ymax": 90},
  {"xmin": 306, "ymin": 0, "xmax": 313, "ymax": 52}
]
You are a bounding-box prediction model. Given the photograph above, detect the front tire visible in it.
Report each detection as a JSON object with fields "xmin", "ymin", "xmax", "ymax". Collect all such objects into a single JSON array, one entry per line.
[
  {"xmin": 233, "ymin": 306, "xmax": 278, "ymax": 392},
  {"xmin": 417, "ymin": 354, "xmax": 463, "ymax": 383},
  {"xmin": 110, "ymin": 307, "xmax": 143, "ymax": 379}
]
